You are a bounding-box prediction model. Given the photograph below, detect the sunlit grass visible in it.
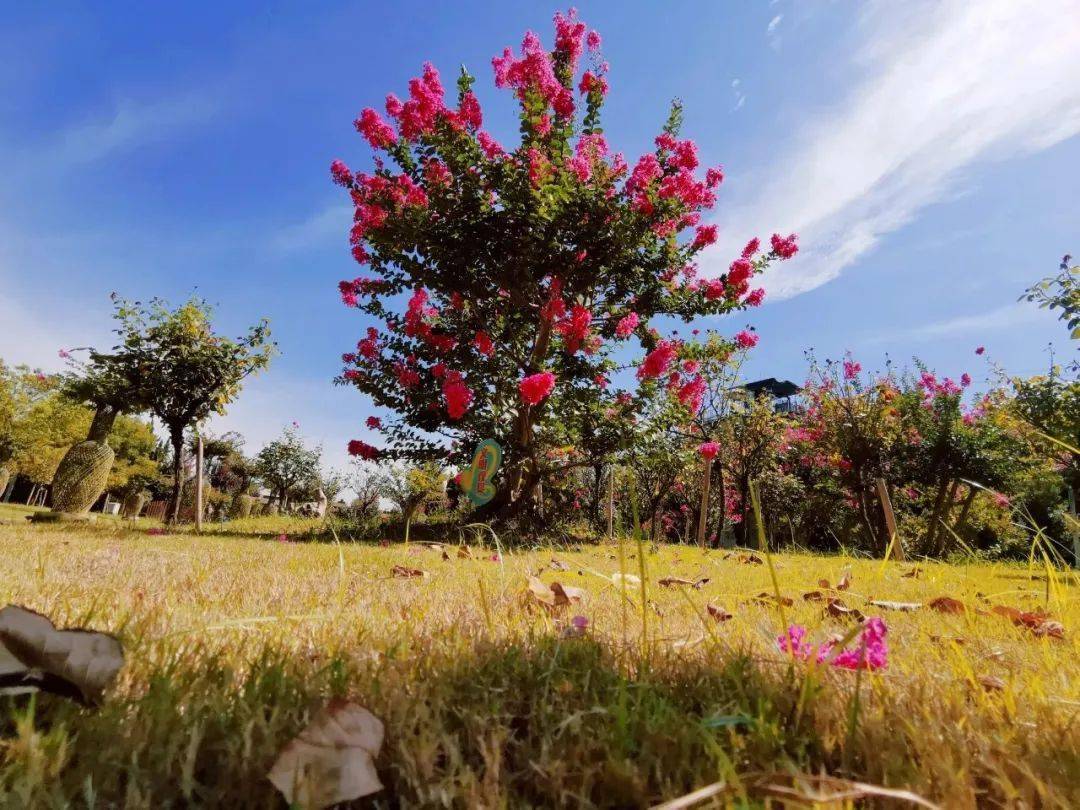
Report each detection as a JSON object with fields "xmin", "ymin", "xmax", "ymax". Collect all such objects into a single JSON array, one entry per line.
[{"xmin": 0, "ymin": 518, "xmax": 1076, "ymax": 807}]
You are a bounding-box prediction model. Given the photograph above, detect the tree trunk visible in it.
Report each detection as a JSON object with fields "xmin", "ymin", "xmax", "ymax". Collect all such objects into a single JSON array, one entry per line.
[
  {"xmin": 923, "ymin": 476, "xmax": 951, "ymax": 554},
  {"xmin": 935, "ymin": 479, "xmax": 961, "ymax": 555},
  {"xmin": 168, "ymin": 430, "xmax": 184, "ymax": 525},
  {"xmin": 952, "ymin": 488, "xmax": 977, "ymax": 536}
]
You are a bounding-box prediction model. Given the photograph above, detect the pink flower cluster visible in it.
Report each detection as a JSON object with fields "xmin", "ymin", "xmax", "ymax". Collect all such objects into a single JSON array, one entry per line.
[
  {"xmin": 384, "ymin": 62, "xmax": 448, "ymax": 141},
  {"xmin": 698, "ymin": 441, "xmax": 720, "ymax": 460},
  {"xmin": 556, "ymin": 304, "xmax": 594, "ymax": 353},
  {"xmin": 519, "ymin": 371, "xmax": 557, "ymax": 405},
  {"xmin": 637, "ymin": 340, "xmax": 679, "ymax": 380},
  {"xmin": 615, "ymin": 311, "xmax": 640, "ymax": 339},
  {"xmin": 442, "ymin": 370, "xmax": 474, "ymax": 419},
  {"xmin": 777, "ymin": 617, "xmax": 888, "ymax": 671},
  {"xmin": 492, "ymin": 27, "xmax": 574, "ymax": 119},
  {"xmin": 348, "ymin": 439, "xmax": 381, "ymax": 460}
]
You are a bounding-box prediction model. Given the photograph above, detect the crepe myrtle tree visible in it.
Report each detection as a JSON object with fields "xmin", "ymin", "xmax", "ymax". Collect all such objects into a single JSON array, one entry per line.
[{"xmin": 332, "ymin": 9, "xmax": 797, "ymax": 521}]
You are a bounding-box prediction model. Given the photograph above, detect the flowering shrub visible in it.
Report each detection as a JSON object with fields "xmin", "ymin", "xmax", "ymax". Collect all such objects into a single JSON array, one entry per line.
[{"xmin": 333, "ymin": 9, "xmax": 795, "ymax": 520}]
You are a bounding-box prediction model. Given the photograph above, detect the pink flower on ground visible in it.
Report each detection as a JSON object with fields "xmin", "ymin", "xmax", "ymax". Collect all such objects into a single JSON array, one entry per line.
[
  {"xmin": 519, "ymin": 371, "xmax": 556, "ymax": 405},
  {"xmin": 698, "ymin": 442, "xmax": 720, "ymax": 460},
  {"xmin": 277, "ymin": 533, "xmax": 289, "ymax": 543},
  {"xmin": 734, "ymin": 330, "xmax": 759, "ymax": 349},
  {"xmin": 778, "ymin": 617, "xmax": 888, "ymax": 671}
]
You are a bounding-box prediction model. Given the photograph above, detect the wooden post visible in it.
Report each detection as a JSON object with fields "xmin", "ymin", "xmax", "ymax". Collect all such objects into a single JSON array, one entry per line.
[
  {"xmin": 607, "ymin": 468, "xmax": 615, "ymax": 540},
  {"xmin": 696, "ymin": 456, "xmax": 713, "ymax": 549},
  {"xmin": 195, "ymin": 432, "xmax": 204, "ymax": 533},
  {"xmin": 876, "ymin": 478, "xmax": 905, "ymax": 561},
  {"xmin": 1068, "ymin": 486, "xmax": 1078, "ymax": 569}
]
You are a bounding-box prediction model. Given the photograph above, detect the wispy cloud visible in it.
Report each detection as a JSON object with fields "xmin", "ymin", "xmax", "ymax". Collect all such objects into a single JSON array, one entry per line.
[
  {"xmin": 730, "ymin": 78, "xmax": 746, "ymax": 112},
  {"xmin": 864, "ymin": 303, "xmax": 1048, "ymax": 345},
  {"xmin": 44, "ymin": 92, "xmax": 221, "ymax": 168},
  {"xmin": 766, "ymin": 13, "xmax": 784, "ymax": 47},
  {"xmin": 707, "ymin": 0, "xmax": 1080, "ymax": 299},
  {"xmin": 270, "ymin": 202, "xmax": 351, "ymax": 254}
]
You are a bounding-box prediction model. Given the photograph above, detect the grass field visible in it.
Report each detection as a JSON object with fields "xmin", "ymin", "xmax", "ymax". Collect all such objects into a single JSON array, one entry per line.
[{"xmin": 0, "ymin": 515, "xmax": 1076, "ymax": 808}]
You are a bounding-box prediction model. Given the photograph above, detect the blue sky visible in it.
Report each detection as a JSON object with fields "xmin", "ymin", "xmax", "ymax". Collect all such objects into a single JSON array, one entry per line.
[{"xmin": 1, "ymin": 1, "xmax": 1077, "ymax": 471}]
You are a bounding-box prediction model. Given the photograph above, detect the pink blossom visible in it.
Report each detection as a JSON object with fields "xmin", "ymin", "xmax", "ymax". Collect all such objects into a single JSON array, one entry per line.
[
  {"xmin": 677, "ymin": 374, "xmax": 707, "ymax": 413},
  {"xmin": 637, "ymin": 340, "xmax": 678, "ymax": 379},
  {"xmin": 473, "ymin": 331, "xmax": 495, "ymax": 357},
  {"xmin": 348, "ymin": 440, "xmax": 380, "ymax": 460},
  {"xmin": 843, "ymin": 359, "xmax": 862, "ymax": 381},
  {"xmin": 691, "ymin": 224, "xmax": 718, "ymax": 250},
  {"xmin": 459, "ymin": 91, "xmax": 482, "ymax": 130},
  {"xmin": 770, "ymin": 232, "xmax": 799, "ymax": 259},
  {"xmin": 443, "ymin": 372, "xmax": 474, "ymax": 419},
  {"xmin": 615, "ymin": 311, "xmax": 640, "ymax": 338},
  {"xmin": 556, "ymin": 304, "xmax": 593, "ymax": 353},
  {"xmin": 477, "ymin": 131, "xmax": 504, "ymax": 159},
  {"xmin": 354, "ymin": 108, "xmax": 397, "ymax": 149},
  {"xmin": 734, "ymin": 330, "xmax": 758, "ymax": 349},
  {"xmin": 960, "ymin": 372, "xmax": 972, "ymax": 387},
  {"xmin": 741, "ymin": 237, "xmax": 760, "ymax": 258},
  {"xmin": 330, "ymin": 159, "xmax": 353, "ymax": 187},
  {"xmin": 778, "ymin": 617, "xmax": 888, "ymax": 671},
  {"xmin": 586, "ymin": 30, "xmax": 602, "ymax": 51},
  {"xmin": 519, "ymin": 371, "xmax": 557, "ymax": 405},
  {"xmin": 744, "ymin": 288, "xmax": 765, "ymax": 307},
  {"xmin": 365, "ymin": 416, "xmax": 382, "ymax": 429},
  {"xmin": 698, "ymin": 441, "xmax": 720, "ymax": 460},
  {"xmin": 975, "ymin": 346, "xmax": 985, "ymax": 355}
]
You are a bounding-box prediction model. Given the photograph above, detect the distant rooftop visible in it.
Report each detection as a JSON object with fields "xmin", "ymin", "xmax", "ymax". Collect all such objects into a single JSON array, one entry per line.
[{"xmin": 741, "ymin": 378, "xmax": 801, "ymax": 398}]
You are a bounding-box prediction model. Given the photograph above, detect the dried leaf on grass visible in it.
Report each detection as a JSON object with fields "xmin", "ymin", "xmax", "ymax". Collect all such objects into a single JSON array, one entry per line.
[
  {"xmin": 658, "ymin": 576, "xmax": 710, "ymax": 589},
  {"xmin": 927, "ymin": 596, "xmax": 967, "ymax": 614},
  {"xmin": 0, "ymin": 605, "xmax": 124, "ymax": 705},
  {"xmin": 977, "ymin": 674, "xmax": 1006, "ymax": 692},
  {"xmin": 549, "ymin": 558, "xmax": 569, "ymax": 571},
  {"xmin": 902, "ymin": 566, "xmax": 921, "ymax": 578},
  {"xmin": 706, "ymin": 603, "xmax": 733, "ymax": 622},
  {"xmin": 390, "ymin": 566, "xmax": 426, "ymax": 579},
  {"xmin": 868, "ymin": 600, "xmax": 922, "ymax": 612},
  {"xmin": 991, "ymin": 605, "xmax": 1064, "ymax": 639},
  {"xmin": 268, "ymin": 700, "xmax": 384, "ymax": 809},
  {"xmin": 825, "ymin": 599, "xmax": 865, "ymax": 622},
  {"xmin": 526, "ymin": 577, "xmax": 586, "ymax": 614},
  {"xmin": 755, "ymin": 592, "xmax": 794, "ymax": 607}
]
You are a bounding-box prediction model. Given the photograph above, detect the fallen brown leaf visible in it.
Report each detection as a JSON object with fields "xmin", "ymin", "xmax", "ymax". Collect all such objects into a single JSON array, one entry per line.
[
  {"xmin": 268, "ymin": 700, "xmax": 384, "ymax": 808},
  {"xmin": 817, "ymin": 578, "xmax": 831, "ymax": 589},
  {"xmin": 706, "ymin": 603, "xmax": 733, "ymax": 622},
  {"xmin": 901, "ymin": 567, "xmax": 921, "ymax": 579},
  {"xmin": 991, "ymin": 605, "xmax": 1064, "ymax": 639},
  {"xmin": 740, "ymin": 553, "xmax": 764, "ymax": 565},
  {"xmin": 0, "ymin": 605, "xmax": 124, "ymax": 705},
  {"xmin": 658, "ymin": 576, "xmax": 710, "ymax": 589},
  {"xmin": 977, "ymin": 674, "xmax": 1005, "ymax": 692},
  {"xmin": 835, "ymin": 571, "xmax": 852, "ymax": 591},
  {"xmin": 549, "ymin": 558, "xmax": 569, "ymax": 571},
  {"xmin": 756, "ymin": 592, "xmax": 794, "ymax": 607},
  {"xmin": 825, "ymin": 598, "xmax": 865, "ymax": 621},
  {"xmin": 928, "ymin": 596, "xmax": 966, "ymax": 614},
  {"xmin": 802, "ymin": 591, "xmax": 828, "ymax": 602},
  {"xmin": 390, "ymin": 565, "xmax": 426, "ymax": 579}
]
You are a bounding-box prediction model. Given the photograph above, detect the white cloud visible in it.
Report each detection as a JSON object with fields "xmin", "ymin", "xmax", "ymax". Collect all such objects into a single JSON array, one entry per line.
[
  {"xmin": 270, "ymin": 202, "xmax": 351, "ymax": 253},
  {"xmin": 707, "ymin": 0, "xmax": 1080, "ymax": 299},
  {"xmin": 45, "ymin": 92, "xmax": 220, "ymax": 167},
  {"xmin": 766, "ymin": 14, "xmax": 783, "ymax": 35},
  {"xmin": 864, "ymin": 303, "xmax": 1048, "ymax": 345},
  {"xmin": 731, "ymin": 78, "xmax": 746, "ymax": 112}
]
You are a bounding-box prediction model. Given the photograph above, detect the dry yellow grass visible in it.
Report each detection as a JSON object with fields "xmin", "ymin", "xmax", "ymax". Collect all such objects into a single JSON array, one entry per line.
[{"xmin": 0, "ymin": 514, "xmax": 1076, "ymax": 808}]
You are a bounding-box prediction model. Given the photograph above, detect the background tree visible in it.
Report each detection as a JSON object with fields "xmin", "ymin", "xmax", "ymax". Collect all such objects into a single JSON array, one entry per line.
[
  {"xmin": 345, "ymin": 459, "xmax": 383, "ymax": 519},
  {"xmin": 375, "ymin": 462, "xmax": 446, "ymax": 525},
  {"xmin": 110, "ymin": 296, "xmax": 274, "ymax": 523},
  {"xmin": 254, "ymin": 427, "xmax": 321, "ymax": 510},
  {"xmin": 332, "ymin": 9, "xmax": 797, "ymax": 525}
]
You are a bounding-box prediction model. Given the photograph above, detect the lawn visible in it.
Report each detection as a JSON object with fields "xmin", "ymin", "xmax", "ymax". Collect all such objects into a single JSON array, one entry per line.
[{"xmin": 0, "ymin": 518, "xmax": 1076, "ymax": 808}]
